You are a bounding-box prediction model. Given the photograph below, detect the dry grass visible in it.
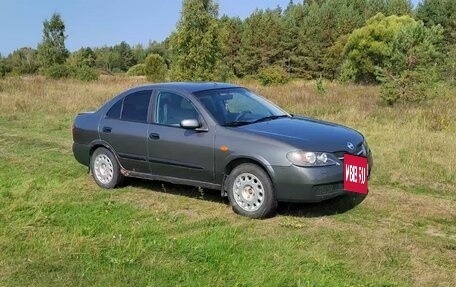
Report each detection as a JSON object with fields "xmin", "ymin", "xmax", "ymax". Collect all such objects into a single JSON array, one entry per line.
[
  {"xmin": 0, "ymin": 76, "xmax": 455, "ymax": 286},
  {"xmin": 0, "ymin": 75, "xmax": 146, "ymax": 114},
  {"xmin": 249, "ymin": 80, "xmax": 456, "ymax": 196}
]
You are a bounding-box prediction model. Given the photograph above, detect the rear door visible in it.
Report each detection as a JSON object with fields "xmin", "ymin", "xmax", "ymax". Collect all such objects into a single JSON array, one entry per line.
[
  {"xmin": 147, "ymin": 90, "xmax": 215, "ymax": 183},
  {"xmin": 99, "ymin": 89, "xmax": 152, "ymax": 173}
]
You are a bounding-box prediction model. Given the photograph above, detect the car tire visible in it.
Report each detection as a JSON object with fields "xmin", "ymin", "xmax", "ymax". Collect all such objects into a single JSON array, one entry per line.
[
  {"xmin": 90, "ymin": 147, "xmax": 124, "ymax": 189},
  {"xmin": 227, "ymin": 163, "xmax": 277, "ymax": 219}
]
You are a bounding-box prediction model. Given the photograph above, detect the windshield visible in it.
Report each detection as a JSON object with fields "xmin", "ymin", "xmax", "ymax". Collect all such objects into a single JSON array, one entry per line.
[{"xmin": 193, "ymin": 88, "xmax": 288, "ymax": 126}]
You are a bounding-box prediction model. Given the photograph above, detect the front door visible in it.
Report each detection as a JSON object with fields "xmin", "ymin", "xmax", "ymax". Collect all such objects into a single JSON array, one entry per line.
[{"xmin": 147, "ymin": 90, "xmax": 215, "ymax": 183}]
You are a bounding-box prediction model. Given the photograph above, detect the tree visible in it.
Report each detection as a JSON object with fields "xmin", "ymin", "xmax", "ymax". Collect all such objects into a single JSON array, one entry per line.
[
  {"xmin": 219, "ymin": 16, "xmax": 243, "ymax": 77},
  {"xmin": 318, "ymin": 0, "xmax": 369, "ymax": 78},
  {"xmin": 238, "ymin": 10, "xmax": 265, "ymax": 76},
  {"xmin": 366, "ymin": 0, "xmax": 388, "ymax": 18},
  {"xmin": 378, "ymin": 22, "xmax": 443, "ymax": 104},
  {"xmin": 132, "ymin": 44, "xmax": 147, "ymax": 64},
  {"xmin": 292, "ymin": 1, "xmax": 327, "ymax": 79},
  {"xmin": 93, "ymin": 47, "xmax": 112, "ymax": 72},
  {"xmin": 67, "ymin": 47, "xmax": 96, "ymax": 68},
  {"xmin": 144, "ymin": 54, "xmax": 167, "ymax": 82},
  {"xmin": 146, "ymin": 41, "xmax": 168, "ymax": 59},
  {"xmin": 93, "ymin": 46, "xmax": 122, "ymax": 73},
  {"xmin": 238, "ymin": 8, "xmax": 284, "ymax": 76},
  {"xmin": 281, "ymin": 2, "xmax": 305, "ymax": 76},
  {"xmin": 113, "ymin": 41, "xmax": 136, "ymax": 71},
  {"xmin": 280, "ymin": 0, "xmax": 368, "ymax": 79},
  {"xmin": 146, "ymin": 40, "xmax": 171, "ymax": 68},
  {"xmin": 385, "ymin": 0, "xmax": 412, "ymax": 16},
  {"xmin": 445, "ymin": 48, "xmax": 456, "ymax": 83},
  {"xmin": 417, "ymin": 0, "xmax": 456, "ymax": 47},
  {"xmin": 416, "ymin": 0, "xmax": 456, "ymax": 82},
  {"xmin": 169, "ymin": 0, "xmax": 224, "ymax": 81},
  {"xmin": 7, "ymin": 47, "xmax": 39, "ymax": 75},
  {"xmin": 66, "ymin": 47, "xmax": 99, "ymax": 81},
  {"xmin": 341, "ymin": 13, "xmax": 443, "ymax": 103},
  {"xmin": 340, "ymin": 13, "xmax": 417, "ymax": 83},
  {"xmin": 0, "ymin": 56, "xmax": 10, "ymax": 78},
  {"xmin": 37, "ymin": 13, "xmax": 69, "ymax": 68}
]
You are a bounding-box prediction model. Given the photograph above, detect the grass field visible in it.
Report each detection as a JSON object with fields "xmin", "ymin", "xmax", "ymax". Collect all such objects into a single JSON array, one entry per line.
[{"xmin": 0, "ymin": 76, "xmax": 455, "ymax": 286}]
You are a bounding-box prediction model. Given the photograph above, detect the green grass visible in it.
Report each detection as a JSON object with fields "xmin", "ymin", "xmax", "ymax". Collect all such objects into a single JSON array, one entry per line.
[{"xmin": 0, "ymin": 76, "xmax": 455, "ymax": 286}]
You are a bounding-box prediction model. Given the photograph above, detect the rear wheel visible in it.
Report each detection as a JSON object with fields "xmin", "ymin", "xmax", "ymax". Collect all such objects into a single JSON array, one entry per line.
[
  {"xmin": 227, "ymin": 163, "xmax": 277, "ymax": 219},
  {"xmin": 91, "ymin": 147, "xmax": 123, "ymax": 189}
]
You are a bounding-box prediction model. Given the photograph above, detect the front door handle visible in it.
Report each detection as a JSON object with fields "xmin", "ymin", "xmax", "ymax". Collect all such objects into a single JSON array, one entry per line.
[
  {"xmin": 103, "ymin": 126, "xmax": 112, "ymax": 133},
  {"xmin": 149, "ymin": 133, "xmax": 160, "ymax": 140}
]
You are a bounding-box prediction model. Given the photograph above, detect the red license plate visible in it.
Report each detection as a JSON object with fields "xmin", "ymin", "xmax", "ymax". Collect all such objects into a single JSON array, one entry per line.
[{"xmin": 343, "ymin": 154, "xmax": 368, "ymax": 194}]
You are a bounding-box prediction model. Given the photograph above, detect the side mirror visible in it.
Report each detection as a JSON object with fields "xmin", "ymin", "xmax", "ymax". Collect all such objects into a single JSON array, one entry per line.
[{"xmin": 180, "ymin": 119, "xmax": 201, "ymax": 129}]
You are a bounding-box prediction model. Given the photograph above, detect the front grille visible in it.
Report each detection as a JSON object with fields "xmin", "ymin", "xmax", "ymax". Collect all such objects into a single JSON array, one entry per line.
[
  {"xmin": 334, "ymin": 143, "xmax": 366, "ymax": 161},
  {"xmin": 334, "ymin": 151, "xmax": 346, "ymax": 161},
  {"xmin": 312, "ymin": 182, "xmax": 344, "ymax": 198}
]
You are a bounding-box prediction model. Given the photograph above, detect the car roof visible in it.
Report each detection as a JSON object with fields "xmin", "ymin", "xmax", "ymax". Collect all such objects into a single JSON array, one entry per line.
[{"xmin": 135, "ymin": 82, "xmax": 240, "ymax": 94}]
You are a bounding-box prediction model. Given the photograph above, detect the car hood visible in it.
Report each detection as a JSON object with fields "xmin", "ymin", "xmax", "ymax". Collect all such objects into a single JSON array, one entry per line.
[{"xmin": 237, "ymin": 116, "xmax": 364, "ymax": 152}]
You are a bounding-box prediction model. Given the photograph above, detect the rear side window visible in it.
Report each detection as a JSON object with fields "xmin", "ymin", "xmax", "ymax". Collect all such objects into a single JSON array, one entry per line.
[
  {"xmin": 121, "ymin": 91, "xmax": 152, "ymax": 123},
  {"xmin": 106, "ymin": 99, "xmax": 123, "ymax": 119}
]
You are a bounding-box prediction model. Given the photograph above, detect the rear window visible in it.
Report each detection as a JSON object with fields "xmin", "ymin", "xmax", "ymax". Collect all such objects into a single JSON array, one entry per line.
[
  {"xmin": 106, "ymin": 99, "xmax": 123, "ymax": 119},
  {"xmin": 121, "ymin": 91, "xmax": 151, "ymax": 123}
]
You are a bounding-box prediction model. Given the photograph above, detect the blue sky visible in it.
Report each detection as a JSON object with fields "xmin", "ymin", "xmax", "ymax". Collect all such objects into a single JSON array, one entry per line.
[{"xmin": 0, "ymin": 0, "xmax": 421, "ymax": 55}]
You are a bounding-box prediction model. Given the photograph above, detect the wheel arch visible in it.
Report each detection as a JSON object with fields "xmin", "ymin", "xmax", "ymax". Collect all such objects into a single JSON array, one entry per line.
[
  {"xmin": 88, "ymin": 140, "xmax": 123, "ymax": 170},
  {"xmin": 222, "ymin": 156, "xmax": 275, "ymax": 192},
  {"xmin": 89, "ymin": 140, "xmax": 112, "ymax": 155}
]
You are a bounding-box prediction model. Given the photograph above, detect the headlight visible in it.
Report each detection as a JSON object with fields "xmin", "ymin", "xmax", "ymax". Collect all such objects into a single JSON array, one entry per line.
[{"xmin": 286, "ymin": 151, "xmax": 340, "ymax": 167}]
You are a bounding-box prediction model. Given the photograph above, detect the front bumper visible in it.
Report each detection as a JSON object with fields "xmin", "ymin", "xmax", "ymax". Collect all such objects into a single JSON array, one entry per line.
[{"xmin": 271, "ymin": 164, "xmax": 347, "ymax": 202}]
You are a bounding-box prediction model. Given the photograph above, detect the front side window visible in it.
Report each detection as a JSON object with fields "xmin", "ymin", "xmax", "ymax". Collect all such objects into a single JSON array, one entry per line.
[
  {"xmin": 155, "ymin": 92, "xmax": 199, "ymax": 126},
  {"xmin": 121, "ymin": 90, "xmax": 151, "ymax": 123},
  {"xmin": 194, "ymin": 88, "xmax": 287, "ymax": 126}
]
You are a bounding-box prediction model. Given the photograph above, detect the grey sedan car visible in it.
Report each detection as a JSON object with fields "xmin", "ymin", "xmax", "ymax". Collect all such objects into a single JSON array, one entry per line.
[{"xmin": 72, "ymin": 82, "xmax": 372, "ymax": 218}]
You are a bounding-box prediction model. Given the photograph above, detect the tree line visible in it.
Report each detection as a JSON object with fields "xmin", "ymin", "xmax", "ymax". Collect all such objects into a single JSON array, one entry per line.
[
  {"xmin": 0, "ymin": 0, "xmax": 454, "ymax": 103},
  {"xmin": 0, "ymin": 13, "xmax": 169, "ymax": 81}
]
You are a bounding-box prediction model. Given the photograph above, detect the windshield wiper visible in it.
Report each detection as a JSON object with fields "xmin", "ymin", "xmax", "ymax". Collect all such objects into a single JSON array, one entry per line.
[
  {"xmin": 223, "ymin": 121, "xmax": 252, "ymax": 127},
  {"xmin": 223, "ymin": 115, "xmax": 290, "ymax": 127},
  {"xmin": 251, "ymin": 114, "xmax": 290, "ymax": 124}
]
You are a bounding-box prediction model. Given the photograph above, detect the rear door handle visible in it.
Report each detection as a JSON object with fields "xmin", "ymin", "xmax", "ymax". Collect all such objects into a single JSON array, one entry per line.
[
  {"xmin": 102, "ymin": 126, "xmax": 112, "ymax": 133},
  {"xmin": 149, "ymin": 133, "xmax": 160, "ymax": 140}
]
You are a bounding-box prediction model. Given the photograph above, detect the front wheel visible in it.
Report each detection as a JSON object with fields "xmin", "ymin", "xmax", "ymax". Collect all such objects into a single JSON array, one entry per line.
[
  {"xmin": 90, "ymin": 147, "xmax": 124, "ymax": 189},
  {"xmin": 227, "ymin": 163, "xmax": 277, "ymax": 219}
]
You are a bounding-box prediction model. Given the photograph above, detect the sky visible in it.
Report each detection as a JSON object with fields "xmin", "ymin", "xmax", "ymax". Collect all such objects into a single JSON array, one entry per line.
[{"xmin": 0, "ymin": 0, "xmax": 421, "ymax": 55}]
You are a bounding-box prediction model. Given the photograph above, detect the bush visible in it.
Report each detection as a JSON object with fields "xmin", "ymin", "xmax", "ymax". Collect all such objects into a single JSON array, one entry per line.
[
  {"xmin": 377, "ymin": 22, "xmax": 443, "ymax": 105},
  {"xmin": 111, "ymin": 68, "xmax": 124, "ymax": 74},
  {"xmin": 43, "ymin": 64, "xmax": 73, "ymax": 79},
  {"xmin": 316, "ymin": 76, "xmax": 326, "ymax": 95},
  {"xmin": 341, "ymin": 14, "xmax": 418, "ymax": 84},
  {"xmin": 144, "ymin": 54, "xmax": 167, "ymax": 82},
  {"xmin": 126, "ymin": 64, "xmax": 146, "ymax": 76},
  {"xmin": 75, "ymin": 66, "xmax": 98, "ymax": 82},
  {"xmin": 442, "ymin": 46, "xmax": 456, "ymax": 85},
  {"xmin": 379, "ymin": 69, "xmax": 437, "ymax": 105},
  {"xmin": 339, "ymin": 60, "xmax": 357, "ymax": 83},
  {"xmin": 0, "ymin": 61, "xmax": 6, "ymax": 78},
  {"xmin": 258, "ymin": 66, "xmax": 288, "ymax": 86}
]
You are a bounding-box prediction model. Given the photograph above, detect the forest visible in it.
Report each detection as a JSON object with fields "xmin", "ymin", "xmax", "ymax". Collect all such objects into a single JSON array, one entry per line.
[{"xmin": 0, "ymin": 0, "xmax": 455, "ymax": 104}]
